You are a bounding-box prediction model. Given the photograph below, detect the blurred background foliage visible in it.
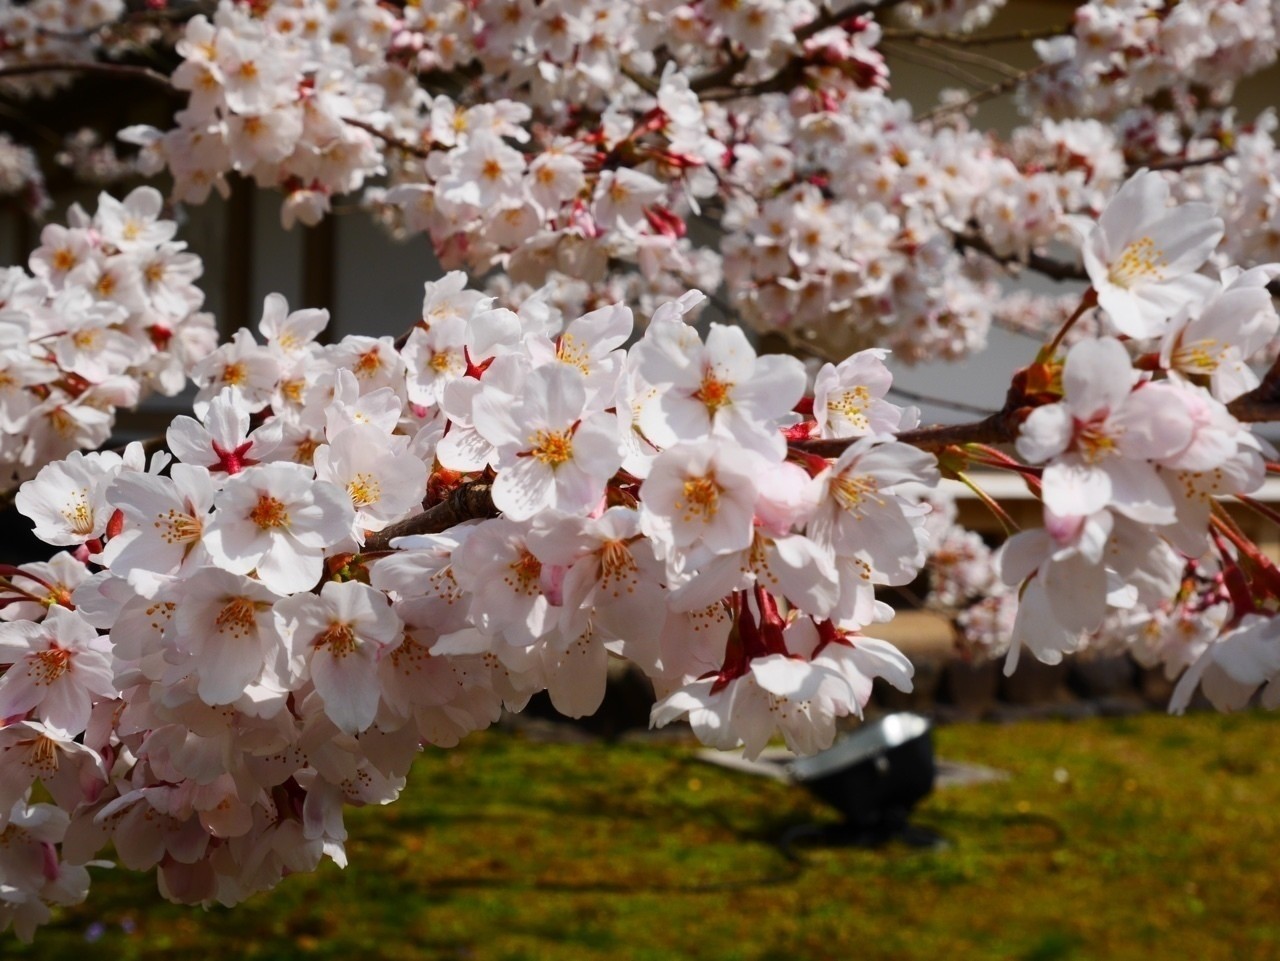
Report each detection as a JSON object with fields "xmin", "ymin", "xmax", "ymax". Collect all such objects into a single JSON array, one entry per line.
[{"xmin": 9, "ymin": 711, "xmax": 1280, "ymax": 961}]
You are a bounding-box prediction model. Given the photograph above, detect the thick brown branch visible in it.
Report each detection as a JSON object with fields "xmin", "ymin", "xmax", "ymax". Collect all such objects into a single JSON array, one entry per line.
[
  {"xmin": 880, "ymin": 25, "xmax": 1072, "ymax": 46},
  {"xmin": 792, "ymin": 410, "xmax": 1017, "ymax": 458},
  {"xmin": 1141, "ymin": 150, "xmax": 1236, "ymax": 173},
  {"xmin": 0, "ymin": 60, "xmax": 174, "ymax": 92},
  {"xmin": 1228, "ymin": 374, "xmax": 1280, "ymax": 425},
  {"xmin": 954, "ymin": 230, "xmax": 1089, "ymax": 283},
  {"xmin": 362, "ymin": 482, "xmax": 496, "ymax": 552}
]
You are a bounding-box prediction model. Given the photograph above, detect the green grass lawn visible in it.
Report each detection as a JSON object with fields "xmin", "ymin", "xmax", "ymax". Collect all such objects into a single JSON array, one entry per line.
[{"xmin": 10, "ymin": 712, "xmax": 1280, "ymax": 961}]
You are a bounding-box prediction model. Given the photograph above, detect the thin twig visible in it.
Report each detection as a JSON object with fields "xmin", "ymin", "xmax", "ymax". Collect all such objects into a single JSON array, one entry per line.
[
  {"xmin": 793, "ymin": 408, "xmax": 1017, "ymax": 457},
  {"xmin": 880, "ymin": 39, "xmax": 993, "ymax": 90},
  {"xmin": 916, "ymin": 60, "xmax": 1056, "ymax": 124},
  {"xmin": 901, "ymin": 35, "xmax": 1027, "ymax": 79},
  {"xmin": 342, "ymin": 117, "xmax": 431, "ymax": 158}
]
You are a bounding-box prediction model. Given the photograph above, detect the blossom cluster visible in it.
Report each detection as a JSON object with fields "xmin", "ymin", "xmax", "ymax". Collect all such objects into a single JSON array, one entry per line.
[
  {"xmin": 0, "ymin": 271, "xmax": 938, "ymax": 938},
  {"xmin": 1027, "ymin": 0, "xmax": 1280, "ymax": 120},
  {"xmin": 0, "ymin": 0, "xmax": 125, "ymax": 97},
  {"xmin": 6, "ymin": 0, "xmax": 1280, "ymax": 941},
  {"xmin": 995, "ymin": 173, "xmax": 1280, "ymax": 696},
  {"xmin": 92, "ymin": 0, "xmax": 1280, "ymax": 360},
  {"xmin": 0, "ymin": 186, "xmax": 216, "ymax": 486}
]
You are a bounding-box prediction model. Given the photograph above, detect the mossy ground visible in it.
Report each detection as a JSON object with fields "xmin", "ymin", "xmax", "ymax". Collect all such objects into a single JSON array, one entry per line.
[{"xmin": 10, "ymin": 712, "xmax": 1280, "ymax": 961}]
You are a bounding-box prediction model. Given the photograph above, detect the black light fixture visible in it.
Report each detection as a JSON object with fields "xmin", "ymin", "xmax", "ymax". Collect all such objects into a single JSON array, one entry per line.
[{"xmin": 784, "ymin": 712, "xmax": 941, "ymax": 848}]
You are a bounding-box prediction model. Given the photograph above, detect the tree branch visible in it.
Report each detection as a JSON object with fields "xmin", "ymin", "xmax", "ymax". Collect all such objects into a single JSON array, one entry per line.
[
  {"xmin": 792, "ymin": 409, "xmax": 1018, "ymax": 457},
  {"xmin": 342, "ymin": 117, "xmax": 431, "ymax": 158},
  {"xmin": 1141, "ymin": 150, "xmax": 1236, "ymax": 173},
  {"xmin": 916, "ymin": 60, "xmax": 1056, "ymax": 124},
  {"xmin": 362, "ymin": 482, "xmax": 497, "ymax": 552},
  {"xmin": 880, "ymin": 25, "xmax": 1072, "ymax": 46},
  {"xmin": 954, "ymin": 230, "xmax": 1089, "ymax": 283},
  {"xmin": 0, "ymin": 60, "xmax": 175, "ymax": 92}
]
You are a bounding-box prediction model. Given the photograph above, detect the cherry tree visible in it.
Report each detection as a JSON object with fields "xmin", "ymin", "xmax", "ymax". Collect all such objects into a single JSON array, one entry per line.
[{"xmin": 2, "ymin": 0, "xmax": 1280, "ymax": 940}]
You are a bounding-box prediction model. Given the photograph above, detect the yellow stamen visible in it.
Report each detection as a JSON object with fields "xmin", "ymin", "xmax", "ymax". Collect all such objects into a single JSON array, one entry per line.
[
  {"xmin": 529, "ymin": 428, "xmax": 574, "ymax": 466},
  {"xmin": 316, "ymin": 622, "xmax": 358, "ymax": 658},
  {"xmin": 1108, "ymin": 235, "xmax": 1167, "ymax": 288},
  {"xmin": 676, "ymin": 475, "xmax": 721, "ymax": 522},
  {"xmin": 249, "ymin": 494, "xmax": 290, "ymax": 530}
]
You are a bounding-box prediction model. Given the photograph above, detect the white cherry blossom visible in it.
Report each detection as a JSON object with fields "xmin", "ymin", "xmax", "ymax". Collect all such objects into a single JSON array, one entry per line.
[
  {"xmin": 1078, "ymin": 170, "xmax": 1223, "ymax": 338},
  {"xmin": 202, "ymin": 462, "xmax": 354, "ymax": 594},
  {"xmin": 276, "ymin": 581, "xmax": 403, "ymax": 734}
]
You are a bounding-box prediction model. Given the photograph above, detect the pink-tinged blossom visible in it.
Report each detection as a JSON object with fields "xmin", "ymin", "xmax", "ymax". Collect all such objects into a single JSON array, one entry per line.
[
  {"xmin": 1078, "ymin": 170, "xmax": 1223, "ymax": 338},
  {"xmin": 373, "ymin": 528, "xmax": 475, "ymax": 636},
  {"xmin": 527, "ymin": 507, "xmax": 667, "ymax": 650},
  {"xmin": 436, "ymin": 354, "xmax": 527, "ymax": 472},
  {"xmin": 22, "ymin": 398, "xmax": 115, "ymax": 472},
  {"xmin": 1016, "ymin": 337, "xmax": 1191, "ymax": 524},
  {"xmin": 402, "ymin": 315, "xmax": 470, "ymax": 409},
  {"xmin": 537, "ymin": 620, "xmax": 613, "ymax": 720},
  {"xmin": 0, "ymin": 721, "xmax": 107, "ymax": 818},
  {"xmin": 436, "ymin": 131, "xmax": 525, "ymax": 213},
  {"xmin": 649, "ymin": 582, "xmax": 866, "ymax": 757},
  {"xmin": 667, "ymin": 528, "xmax": 840, "ymax": 619},
  {"xmin": 276, "ymin": 581, "xmax": 402, "ymax": 735},
  {"xmin": 320, "ymin": 371, "xmax": 403, "ymax": 439},
  {"xmin": 998, "ymin": 509, "xmax": 1114, "ymax": 674},
  {"xmin": 376, "ymin": 618, "xmax": 506, "ymax": 746},
  {"xmin": 0, "ymin": 606, "xmax": 114, "ymax": 736},
  {"xmin": 1170, "ymin": 614, "xmax": 1280, "ymax": 714},
  {"xmin": 525, "ymin": 302, "xmax": 633, "ymax": 407},
  {"xmin": 45, "ymin": 290, "xmax": 134, "ymax": 384},
  {"xmin": 257, "ymin": 292, "xmax": 328, "ymax": 357},
  {"xmin": 202, "ymin": 462, "xmax": 354, "ymax": 595},
  {"xmin": 592, "ymin": 168, "xmax": 666, "ymax": 233},
  {"xmin": 0, "ymin": 800, "xmax": 91, "ymax": 942},
  {"xmin": 786, "ymin": 618, "xmax": 914, "ymax": 719},
  {"xmin": 450, "ymin": 518, "xmax": 557, "ymax": 646},
  {"xmin": 651, "ymin": 629, "xmax": 862, "ymax": 759},
  {"xmin": 189, "ymin": 328, "xmax": 281, "ymax": 416},
  {"xmin": 325, "ymin": 335, "xmax": 405, "ymax": 395},
  {"xmin": 93, "ymin": 187, "xmax": 176, "ymax": 252},
  {"xmin": 0, "ymin": 552, "xmax": 89, "ymax": 623},
  {"xmin": 1160, "ymin": 437, "xmax": 1267, "ymax": 557}
]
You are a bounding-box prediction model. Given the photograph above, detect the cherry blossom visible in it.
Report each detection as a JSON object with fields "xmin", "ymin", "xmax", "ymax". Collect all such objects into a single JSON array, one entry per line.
[
  {"xmin": 6, "ymin": 2, "xmax": 1280, "ymax": 940},
  {"xmin": 275, "ymin": 581, "xmax": 403, "ymax": 735},
  {"xmin": 0, "ymin": 606, "xmax": 114, "ymax": 736},
  {"xmin": 202, "ymin": 462, "xmax": 354, "ymax": 594},
  {"xmin": 1078, "ymin": 170, "xmax": 1224, "ymax": 339}
]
